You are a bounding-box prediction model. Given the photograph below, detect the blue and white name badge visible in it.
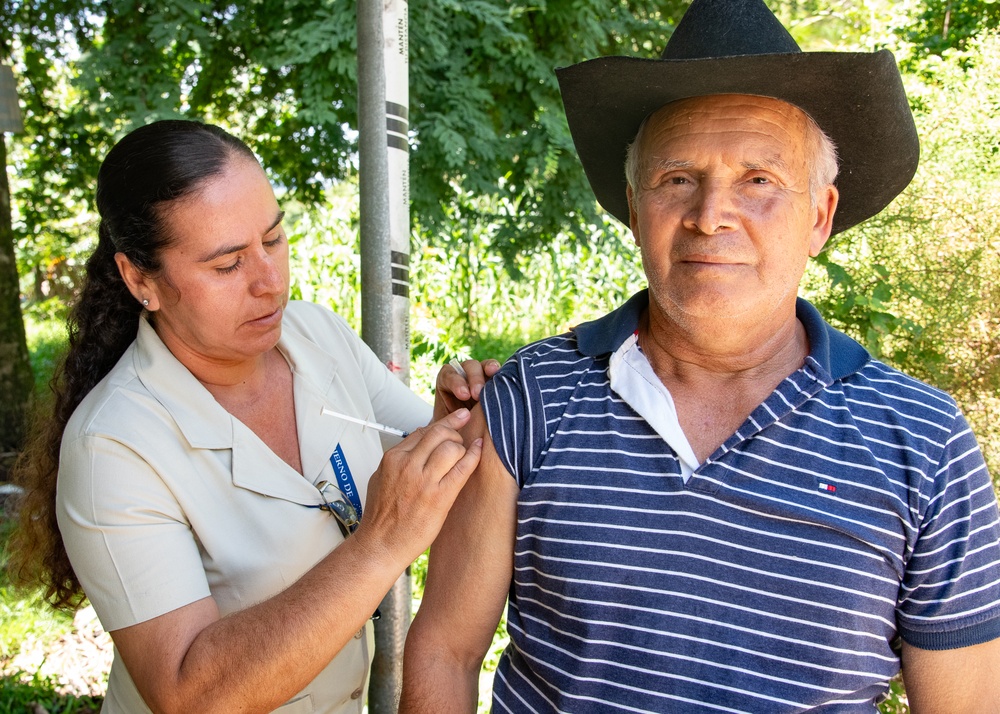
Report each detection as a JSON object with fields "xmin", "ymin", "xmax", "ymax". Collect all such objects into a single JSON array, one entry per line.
[
  {"xmin": 329, "ymin": 443, "xmax": 363, "ymax": 520},
  {"xmin": 325, "ymin": 444, "xmax": 381, "ymax": 621}
]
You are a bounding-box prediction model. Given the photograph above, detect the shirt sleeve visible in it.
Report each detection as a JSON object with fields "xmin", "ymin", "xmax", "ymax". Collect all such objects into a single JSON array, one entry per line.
[
  {"xmin": 480, "ymin": 351, "xmax": 549, "ymax": 488},
  {"xmin": 896, "ymin": 410, "xmax": 1000, "ymax": 650},
  {"xmin": 56, "ymin": 433, "xmax": 211, "ymax": 632}
]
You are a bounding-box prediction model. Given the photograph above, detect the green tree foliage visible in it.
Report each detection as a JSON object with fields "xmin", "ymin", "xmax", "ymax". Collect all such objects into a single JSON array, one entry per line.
[
  {"xmin": 3, "ymin": 0, "xmax": 997, "ymax": 268},
  {"xmin": 2, "ymin": 1, "xmax": 997, "ymax": 453},
  {"xmin": 804, "ymin": 30, "xmax": 1000, "ymax": 482},
  {"xmin": 901, "ymin": 0, "xmax": 1000, "ymax": 60},
  {"xmin": 2, "ymin": 0, "xmax": 687, "ymax": 262},
  {"xmin": 407, "ymin": 0, "xmax": 680, "ymax": 254},
  {"xmin": 767, "ymin": 0, "xmax": 999, "ymax": 63},
  {"xmin": 0, "ymin": 0, "xmax": 684, "ymax": 448},
  {"xmin": 1, "ymin": 0, "xmax": 106, "ymax": 286}
]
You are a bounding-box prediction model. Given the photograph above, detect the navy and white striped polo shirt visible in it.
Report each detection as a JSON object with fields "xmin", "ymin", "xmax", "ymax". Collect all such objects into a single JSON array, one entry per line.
[{"xmin": 481, "ymin": 290, "xmax": 1000, "ymax": 713}]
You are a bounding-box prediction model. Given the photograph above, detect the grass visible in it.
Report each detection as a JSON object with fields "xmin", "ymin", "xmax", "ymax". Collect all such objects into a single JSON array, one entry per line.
[
  {"xmin": 22, "ymin": 306, "xmax": 68, "ymax": 397},
  {"xmin": 0, "ymin": 483, "xmax": 73, "ymax": 659},
  {"xmin": 0, "ymin": 578, "xmax": 75, "ymax": 663},
  {"xmin": 1, "ymin": 518, "xmax": 104, "ymax": 714},
  {"xmin": 1, "ymin": 313, "xmax": 101, "ymax": 713},
  {"xmin": 0, "ymin": 671, "xmax": 102, "ymax": 714}
]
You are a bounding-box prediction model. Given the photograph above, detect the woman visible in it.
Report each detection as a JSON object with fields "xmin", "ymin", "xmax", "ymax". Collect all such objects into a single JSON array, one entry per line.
[{"xmin": 8, "ymin": 119, "xmax": 493, "ymax": 713}]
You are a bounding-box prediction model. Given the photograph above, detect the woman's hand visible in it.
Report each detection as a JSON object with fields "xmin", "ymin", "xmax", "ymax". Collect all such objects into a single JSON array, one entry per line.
[
  {"xmin": 357, "ymin": 408, "xmax": 483, "ymax": 568},
  {"xmin": 109, "ymin": 409, "xmax": 482, "ymax": 714},
  {"xmin": 433, "ymin": 358, "xmax": 501, "ymax": 420}
]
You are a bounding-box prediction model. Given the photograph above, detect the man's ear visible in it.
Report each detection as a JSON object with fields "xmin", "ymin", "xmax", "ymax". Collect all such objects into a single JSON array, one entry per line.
[
  {"xmin": 627, "ymin": 184, "xmax": 641, "ymax": 246},
  {"xmin": 114, "ymin": 252, "xmax": 158, "ymax": 311},
  {"xmin": 809, "ymin": 184, "xmax": 839, "ymax": 257}
]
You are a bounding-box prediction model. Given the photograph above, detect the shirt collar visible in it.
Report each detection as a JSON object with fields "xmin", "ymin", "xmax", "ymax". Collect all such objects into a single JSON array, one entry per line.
[
  {"xmin": 132, "ymin": 308, "xmax": 343, "ymax": 451},
  {"xmin": 133, "ymin": 315, "xmax": 234, "ymax": 449},
  {"xmin": 571, "ymin": 289, "xmax": 870, "ymax": 381}
]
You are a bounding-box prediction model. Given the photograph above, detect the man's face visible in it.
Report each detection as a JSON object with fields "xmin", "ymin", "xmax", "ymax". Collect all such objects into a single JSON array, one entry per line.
[{"xmin": 627, "ymin": 94, "xmax": 837, "ymax": 330}]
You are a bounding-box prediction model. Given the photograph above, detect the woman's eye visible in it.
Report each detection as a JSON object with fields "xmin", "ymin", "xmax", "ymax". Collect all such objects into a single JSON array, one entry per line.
[{"xmin": 217, "ymin": 257, "xmax": 243, "ymax": 275}]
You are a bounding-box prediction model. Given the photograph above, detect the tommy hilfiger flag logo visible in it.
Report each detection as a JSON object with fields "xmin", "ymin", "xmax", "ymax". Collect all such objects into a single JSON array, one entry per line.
[{"xmin": 818, "ymin": 482, "xmax": 838, "ymax": 493}]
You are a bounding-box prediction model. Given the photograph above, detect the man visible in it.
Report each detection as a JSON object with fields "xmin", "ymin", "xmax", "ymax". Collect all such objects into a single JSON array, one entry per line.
[{"xmin": 400, "ymin": 0, "xmax": 1000, "ymax": 711}]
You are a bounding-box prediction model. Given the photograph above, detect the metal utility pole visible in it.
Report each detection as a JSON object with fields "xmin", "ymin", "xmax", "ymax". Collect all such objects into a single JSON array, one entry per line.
[{"xmin": 357, "ymin": 0, "xmax": 411, "ymax": 711}]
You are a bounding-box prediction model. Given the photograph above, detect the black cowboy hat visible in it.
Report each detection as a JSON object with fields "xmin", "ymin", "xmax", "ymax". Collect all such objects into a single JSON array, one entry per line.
[{"xmin": 555, "ymin": 0, "xmax": 919, "ymax": 235}]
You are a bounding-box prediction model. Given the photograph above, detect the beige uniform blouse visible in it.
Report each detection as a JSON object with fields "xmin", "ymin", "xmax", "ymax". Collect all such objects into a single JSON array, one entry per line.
[{"xmin": 56, "ymin": 301, "xmax": 432, "ymax": 713}]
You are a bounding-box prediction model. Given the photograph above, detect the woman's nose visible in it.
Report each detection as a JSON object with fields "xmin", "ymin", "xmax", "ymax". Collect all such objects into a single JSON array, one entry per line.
[{"xmin": 250, "ymin": 252, "xmax": 285, "ymax": 296}]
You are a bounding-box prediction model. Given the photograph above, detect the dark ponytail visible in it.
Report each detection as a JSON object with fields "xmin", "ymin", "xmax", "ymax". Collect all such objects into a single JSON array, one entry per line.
[{"xmin": 7, "ymin": 120, "xmax": 257, "ymax": 608}]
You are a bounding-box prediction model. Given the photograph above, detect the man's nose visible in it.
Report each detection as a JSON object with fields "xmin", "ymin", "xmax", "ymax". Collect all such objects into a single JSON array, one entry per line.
[{"xmin": 684, "ymin": 180, "xmax": 736, "ymax": 235}]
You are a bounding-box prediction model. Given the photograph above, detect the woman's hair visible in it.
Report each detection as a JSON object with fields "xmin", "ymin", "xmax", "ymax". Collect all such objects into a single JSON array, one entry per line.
[{"xmin": 6, "ymin": 120, "xmax": 257, "ymax": 608}]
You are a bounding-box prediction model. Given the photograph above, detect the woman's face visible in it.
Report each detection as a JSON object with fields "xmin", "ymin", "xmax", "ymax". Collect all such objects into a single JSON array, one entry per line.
[{"xmin": 141, "ymin": 156, "xmax": 290, "ymax": 373}]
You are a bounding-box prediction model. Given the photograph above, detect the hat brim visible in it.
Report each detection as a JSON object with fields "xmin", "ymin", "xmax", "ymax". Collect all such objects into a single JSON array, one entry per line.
[{"xmin": 556, "ymin": 50, "xmax": 919, "ymax": 235}]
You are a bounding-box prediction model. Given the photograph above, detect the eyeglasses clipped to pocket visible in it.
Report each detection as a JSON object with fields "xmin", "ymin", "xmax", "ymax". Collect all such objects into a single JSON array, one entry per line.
[{"xmin": 311, "ymin": 480, "xmax": 359, "ymax": 537}]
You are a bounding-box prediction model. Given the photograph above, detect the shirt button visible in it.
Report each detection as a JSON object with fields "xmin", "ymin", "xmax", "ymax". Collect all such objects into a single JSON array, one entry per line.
[
  {"xmin": 351, "ymin": 688, "xmax": 363, "ymax": 699},
  {"xmin": 354, "ymin": 627, "xmax": 364, "ymax": 639}
]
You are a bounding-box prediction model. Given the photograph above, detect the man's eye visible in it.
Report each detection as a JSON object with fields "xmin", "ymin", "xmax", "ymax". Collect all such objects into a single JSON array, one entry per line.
[
  {"xmin": 668, "ymin": 176, "xmax": 689, "ymax": 185},
  {"xmin": 750, "ymin": 176, "xmax": 770, "ymax": 184}
]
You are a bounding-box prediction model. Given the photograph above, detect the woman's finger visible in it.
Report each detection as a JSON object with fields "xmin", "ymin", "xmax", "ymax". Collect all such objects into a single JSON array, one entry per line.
[
  {"xmin": 418, "ymin": 436, "xmax": 471, "ymax": 485},
  {"xmin": 439, "ymin": 437, "xmax": 484, "ymax": 493},
  {"xmin": 392, "ymin": 408, "xmax": 470, "ymax": 458}
]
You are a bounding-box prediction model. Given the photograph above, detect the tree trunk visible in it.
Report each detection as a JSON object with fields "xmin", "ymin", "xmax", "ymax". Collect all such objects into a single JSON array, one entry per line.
[{"xmin": 0, "ymin": 134, "xmax": 34, "ymax": 452}]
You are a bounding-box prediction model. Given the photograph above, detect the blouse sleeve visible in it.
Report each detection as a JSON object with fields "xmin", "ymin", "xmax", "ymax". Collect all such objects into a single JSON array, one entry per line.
[
  {"xmin": 56, "ymin": 432, "xmax": 211, "ymax": 632},
  {"xmin": 344, "ymin": 323, "xmax": 433, "ymax": 434},
  {"xmin": 286, "ymin": 301, "xmax": 432, "ymax": 434}
]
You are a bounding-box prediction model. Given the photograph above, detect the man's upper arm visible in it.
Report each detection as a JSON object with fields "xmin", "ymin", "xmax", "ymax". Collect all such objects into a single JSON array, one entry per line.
[
  {"xmin": 902, "ymin": 638, "xmax": 1000, "ymax": 713},
  {"xmin": 407, "ymin": 404, "xmax": 518, "ymax": 669}
]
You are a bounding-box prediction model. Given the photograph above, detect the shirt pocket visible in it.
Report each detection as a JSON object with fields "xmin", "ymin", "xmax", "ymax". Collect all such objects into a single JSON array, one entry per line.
[{"xmin": 273, "ymin": 694, "xmax": 314, "ymax": 713}]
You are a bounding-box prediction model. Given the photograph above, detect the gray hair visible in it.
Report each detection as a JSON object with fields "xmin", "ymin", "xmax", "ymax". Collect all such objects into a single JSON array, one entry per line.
[{"xmin": 624, "ymin": 103, "xmax": 839, "ymax": 205}]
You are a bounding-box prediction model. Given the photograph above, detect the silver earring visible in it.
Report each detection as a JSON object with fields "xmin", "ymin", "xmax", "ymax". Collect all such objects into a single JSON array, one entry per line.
[{"xmin": 142, "ymin": 299, "xmax": 149, "ymax": 307}]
